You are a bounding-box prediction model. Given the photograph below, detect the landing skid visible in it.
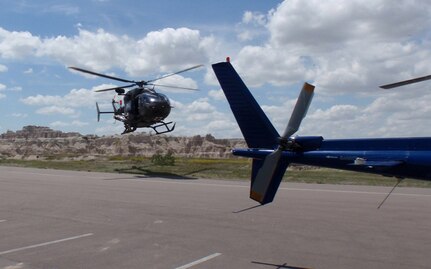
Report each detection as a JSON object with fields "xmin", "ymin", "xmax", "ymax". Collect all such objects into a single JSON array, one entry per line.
[
  {"xmin": 121, "ymin": 121, "xmax": 175, "ymax": 135},
  {"xmin": 151, "ymin": 121, "xmax": 176, "ymax": 134}
]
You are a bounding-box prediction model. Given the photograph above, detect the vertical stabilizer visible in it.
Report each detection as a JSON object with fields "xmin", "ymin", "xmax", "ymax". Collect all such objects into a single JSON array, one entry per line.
[
  {"xmin": 212, "ymin": 61, "xmax": 279, "ymax": 149},
  {"xmin": 213, "ymin": 61, "xmax": 291, "ymax": 205}
]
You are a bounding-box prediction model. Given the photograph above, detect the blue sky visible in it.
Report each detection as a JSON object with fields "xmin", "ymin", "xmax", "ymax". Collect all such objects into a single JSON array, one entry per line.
[{"xmin": 1, "ymin": 0, "xmax": 431, "ymax": 138}]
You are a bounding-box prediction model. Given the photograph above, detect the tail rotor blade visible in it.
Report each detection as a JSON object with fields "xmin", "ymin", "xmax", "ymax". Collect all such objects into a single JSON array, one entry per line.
[
  {"xmin": 250, "ymin": 149, "xmax": 283, "ymax": 203},
  {"xmin": 281, "ymin": 82, "xmax": 315, "ymax": 138}
]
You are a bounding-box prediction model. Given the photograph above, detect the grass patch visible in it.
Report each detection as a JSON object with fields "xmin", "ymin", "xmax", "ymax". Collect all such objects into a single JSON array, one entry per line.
[{"xmin": 0, "ymin": 157, "xmax": 430, "ymax": 188}]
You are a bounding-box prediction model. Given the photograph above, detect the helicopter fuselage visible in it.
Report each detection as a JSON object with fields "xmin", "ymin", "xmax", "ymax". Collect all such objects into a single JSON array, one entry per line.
[
  {"xmin": 111, "ymin": 87, "xmax": 173, "ymax": 134},
  {"xmin": 133, "ymin": 90, "xmax": 171, "ymax": 126}
]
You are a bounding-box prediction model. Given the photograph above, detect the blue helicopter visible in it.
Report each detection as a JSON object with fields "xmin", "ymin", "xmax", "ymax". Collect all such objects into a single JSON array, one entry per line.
[{"xmin": 212, "ymin": 59, "xmax": 431, "ymax": 205}]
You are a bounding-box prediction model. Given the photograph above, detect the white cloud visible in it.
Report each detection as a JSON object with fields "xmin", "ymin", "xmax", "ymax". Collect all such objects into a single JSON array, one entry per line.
[
  {"xmin": 0, "ymin": 64, "xmax": 7, "ymax": 72},
  {"xmin": 38, "ymin": 28, "xmax": 129, "ymax": 71},
  {"xmin": 50, "ymin": 120, "xmax": 89, "ymax": 128},
  {"xmin": 208, "ymin": 89, "xmax": 225, "ymax": 101},
  {"xmin": 43, "ymin": 4, "xmax": 79, "ymax": 15},
  {"xmin": 0, "ymin": 27, "xmax": 211, "ymax": 77},
  {"xmin": 0, "ymin": 83, "xmax": 22, "ymax": 99},
  {"xmin": 167, "ymin": 97, "xmax": 241, "ymax": 137},
  {"xmin": 21, "ymin": 94, "xmax": 61, "ymax": 106},
  {"xmin": 11, "ymin": 113, "xmax": 28, "ymax": 118},
  {"xmin": 8, "ymin": 86, "xmax": 22, "ymax": 92},
  {"xmin": 268, "ymin": 0, "xmax": 431, "ymax": 48},
  {"xmin": 237, "ymin": 11, "xmax": 269, "ymax": 42},
  {"xmin": 308, "ymin": 105, "xmax": 360, "ymax": 121},
  {"xmin": 234, "ymin": 0, "xmax": 431, "ymax": 93},
  {"xmin": 128, "ymin": 28, "xmax": 209, "ymax": 75},
  {"xmin": 0, "ymin": 27, "xmax": 42, "ymax": 59},
  {"xmin": 21, "ymin": 84, "xmax": 114, "ymax": 108},
  {"xmin": 242, "ymin": 11, "xmax": 267, "ymax": 26},
  {"xmin": 36, "ymin": 106, "xmax": 75, "ymax": 115},
  {"xmin": 23, "ymin": 68, "xmax": 33, "ymax": 74},
  {"xmin": 37, "ymin": 27, "xmax": 210, "ymax": 76},
  {"xmin": 214, "ymin": 0, "xmax": 431, "ymax": 139},
  {"xmin": 152, "ymin": 74, "xmax": 199, "ymax": 92}
]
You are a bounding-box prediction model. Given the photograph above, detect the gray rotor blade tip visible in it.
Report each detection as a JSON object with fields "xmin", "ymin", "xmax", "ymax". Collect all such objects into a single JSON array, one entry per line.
[
  {"xmin": 282, "ymin": 82, "xmax": 315, "ymax": 138},
  {"xmin": 251, "ymin": 149, "xmax": 283, "ymax": 203}
]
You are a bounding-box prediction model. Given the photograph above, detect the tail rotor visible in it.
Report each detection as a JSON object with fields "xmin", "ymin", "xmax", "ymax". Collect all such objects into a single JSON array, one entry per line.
[{"xmin": 251, "ymin": 82, "xmax": 315, "ymax": 204}]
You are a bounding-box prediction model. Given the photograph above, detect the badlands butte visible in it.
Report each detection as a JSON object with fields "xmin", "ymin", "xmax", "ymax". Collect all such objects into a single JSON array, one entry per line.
[{"xmin": 0, "ymin": 126, "xmax": 246, "ymax": 160}]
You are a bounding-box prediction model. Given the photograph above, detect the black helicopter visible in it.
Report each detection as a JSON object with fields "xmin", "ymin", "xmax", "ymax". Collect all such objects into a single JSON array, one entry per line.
[{"xmin": 69, "ymin": 65, "xmax": 202, "ymax": 134}]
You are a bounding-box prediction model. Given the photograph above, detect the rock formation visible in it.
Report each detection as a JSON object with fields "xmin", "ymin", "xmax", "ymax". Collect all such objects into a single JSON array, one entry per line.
[{"xmin": 0, "ymin": 126, "xmax": 246, "ymax": 159}]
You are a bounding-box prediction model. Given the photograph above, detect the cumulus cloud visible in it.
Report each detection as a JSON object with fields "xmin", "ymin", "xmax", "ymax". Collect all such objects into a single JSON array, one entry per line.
[
  {"xmin": 0, "ymin": 84, "xmax": 22, "ymax": 99},
  {"xmin": 0, "ymin": 27, "xmax": 42, "ymax": 59},
  {"xmin": 129, "ymin": 28, "xmax": 210, "ymax": 75},
  {"xmin": 21, "ymin": 84, "xmax": 115, "ymax": 108},
  {"xmin": 36, "ymin": 106, "xmax": 75, "ymax": 115},
  {"xmin": 224, "ymin": 0, "xmax": 431, "ymax": 138},
  {"xmin": 50, "ymin": 120, "xmax": 89, "ymax": 127},
  {"xmin": 237, "ymin": 11, "xmax": 269, "ymax": 42},
  {"xmin": 152, "ymin": 74, "xmax": 199, "ymax": 92},
  {"xmin": 235, "ymin": 0, "xmax": 431, "ymax": 93},
  {"xmin": 0, "ymin": 27, "xmax": 211, "ymax": 77},
  {"xmin": 168, "ymin": 97, "xmax": 240, "ymax": 137},
  {"xmin": 0, "ymin": 64, "xmax": 7, "ymax": 72},
  {"xmin": 208, "ymin": 89, "xmax": 225, "ymax": 100}
]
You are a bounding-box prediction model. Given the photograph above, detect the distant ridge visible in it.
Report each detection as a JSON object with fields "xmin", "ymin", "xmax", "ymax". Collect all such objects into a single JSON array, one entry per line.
[{"xmin": 0, "ymin": 126, "xmax": 245, "ymax": 159}]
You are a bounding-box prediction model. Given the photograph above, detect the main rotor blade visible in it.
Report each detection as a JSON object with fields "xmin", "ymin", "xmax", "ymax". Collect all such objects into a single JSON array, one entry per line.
[
  {"xmin": 147, "ymin": 64, "xmax": 204, "ymax": 83},
  {"xmin": 379, "ymin": 74, "xmax": 431, "ymax": 89},
  {"xmin": 281, "ymin": 82, "xmax": 315, "ymax": 138},
  {"xmin": 94, "ymin": 84, "xmax": 136, "ymax": 92},
  {"xmin": 149, "ymin": 83, "xmax": 199, "ymax": 91},
  {"xmin": 69, "ymin": 67, "xmax": 136, "ymax": 84}
]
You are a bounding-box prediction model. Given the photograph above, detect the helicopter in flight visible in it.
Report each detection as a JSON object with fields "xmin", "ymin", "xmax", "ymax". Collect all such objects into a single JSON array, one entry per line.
[{"xmin": 69, "ymin": 65, "xmax": 203, "ymax": 134}]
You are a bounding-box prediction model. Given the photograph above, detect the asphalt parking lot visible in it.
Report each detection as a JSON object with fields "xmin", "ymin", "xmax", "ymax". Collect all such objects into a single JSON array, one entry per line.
[{"xmin": 1, "ymin": 166, "xmax": 431, "ymax": 269}]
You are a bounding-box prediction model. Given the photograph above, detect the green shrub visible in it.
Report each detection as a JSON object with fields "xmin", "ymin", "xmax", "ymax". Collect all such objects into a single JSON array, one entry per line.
[{"xmin": 151, "ymin": 152, "xmax": 175, "ymax": 166}]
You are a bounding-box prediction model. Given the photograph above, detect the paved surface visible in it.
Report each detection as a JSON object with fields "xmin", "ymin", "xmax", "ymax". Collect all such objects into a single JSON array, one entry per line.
[{"xmin": 0, "ymin": 166, "xmax": 431, "ymax": 269}]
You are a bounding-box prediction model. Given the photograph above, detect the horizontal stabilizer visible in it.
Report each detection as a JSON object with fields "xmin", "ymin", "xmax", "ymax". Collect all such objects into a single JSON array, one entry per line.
[{"xmin": 212, "ymin": 62, "xmax": 279, "ymax": 149}]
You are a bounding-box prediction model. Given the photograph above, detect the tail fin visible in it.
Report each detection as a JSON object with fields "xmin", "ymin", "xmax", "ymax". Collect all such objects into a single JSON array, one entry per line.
[
  {"xmin": 212, "ymin": 61, "xmax": 279, "ymax": 149},
  {"xmin": 212, "ymin": 61, "xmax": 289, "ymax": 205},
  {"xmin": 96, "ymin": 102, "xmax": 101, "ymax": 122}
]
